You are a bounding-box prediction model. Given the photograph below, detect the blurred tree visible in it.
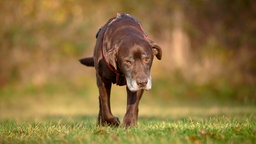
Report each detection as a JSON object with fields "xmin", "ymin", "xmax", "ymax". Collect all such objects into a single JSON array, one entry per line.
[
  {"xmin": 0, "ymin": 0, "xmax": 255, "ymax": 102},
  {"xmin": 183, "ymin": 0, "xmax": 256, "ymax": 49}
]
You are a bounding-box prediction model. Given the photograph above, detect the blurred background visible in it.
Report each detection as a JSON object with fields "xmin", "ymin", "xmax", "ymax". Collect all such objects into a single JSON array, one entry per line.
[{"xmin": 0, "ymin": 0, "xmax": 255, "ymax": 120}]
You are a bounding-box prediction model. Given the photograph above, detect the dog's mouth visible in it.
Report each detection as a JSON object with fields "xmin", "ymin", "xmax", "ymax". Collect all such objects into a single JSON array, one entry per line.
[{"xmin": 126, "ymin": 76, "xmax": 152, "ymax": 92}]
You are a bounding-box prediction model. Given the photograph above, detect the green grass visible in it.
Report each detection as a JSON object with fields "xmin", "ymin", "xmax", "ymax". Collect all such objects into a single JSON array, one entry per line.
[
  {"xmin": 0, "ymin": 83, "xmax": 256, "ymax": 143},
  {"xmin": 1, "ymin": 115, "xmax": 255, "ymax": 144}
]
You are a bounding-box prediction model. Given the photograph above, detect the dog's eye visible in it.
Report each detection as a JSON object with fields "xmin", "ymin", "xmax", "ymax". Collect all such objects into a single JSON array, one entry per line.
[
  {"xmin": 124, "ymin": 60, "xmax": 132, "ymax": 66},
  {"xmin": 143, "ymin": 57, "xmax": 150, "ymax": 63}
]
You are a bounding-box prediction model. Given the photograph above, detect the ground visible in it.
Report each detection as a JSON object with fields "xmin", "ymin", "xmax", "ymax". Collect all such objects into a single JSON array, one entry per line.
[{"xmin": 0, "ymin": 84, "xmax": 255, "ymax": 144}]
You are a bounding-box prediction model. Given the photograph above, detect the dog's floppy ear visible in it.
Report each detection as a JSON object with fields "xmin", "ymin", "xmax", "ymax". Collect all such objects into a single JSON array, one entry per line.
[
  {"xmin": 107, "ymin": 53, "xmax": 117, "ymax": 69},
  {"xmin": 105, "ymin": 45, "xmax": 119, "ymax": 69},
  {"xmin": 148, "ymin": 39, "xmax": 162, "ymax": 60}
]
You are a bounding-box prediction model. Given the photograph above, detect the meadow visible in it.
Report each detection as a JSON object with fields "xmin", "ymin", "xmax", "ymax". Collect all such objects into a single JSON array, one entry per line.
[
  {"xmin": 0, "ymin": 83, "xmax": 255, "ymax": 144},
  {"xmin": 1, "ymin": 1, "xmax": 256, "ymax": 143},
  {"xmin": 1, "ymin": 114, "xmax": 255, "ymax": 144}
]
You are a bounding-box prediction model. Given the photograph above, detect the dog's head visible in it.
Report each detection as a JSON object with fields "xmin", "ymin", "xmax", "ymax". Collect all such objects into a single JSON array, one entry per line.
[{"xmin": 115, "ymin": 38, "xmax": 162, "ymax": 91}]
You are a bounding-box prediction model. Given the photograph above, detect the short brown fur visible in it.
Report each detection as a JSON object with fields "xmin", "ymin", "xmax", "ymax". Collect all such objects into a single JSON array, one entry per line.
[{"xmin": 80, "ymin": 14, "xmax": 162, "ymax": 127}]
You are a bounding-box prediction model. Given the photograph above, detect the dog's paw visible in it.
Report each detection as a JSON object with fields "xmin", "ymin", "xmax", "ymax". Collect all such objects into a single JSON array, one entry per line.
[
  {"xmin": 123, "ymin": 117, "xmax": 137, "ymax": 128},
  {"xmin": 108, "ymin": 116, "xmax": 120, "ymax": 127},
  {"xmin": 98, "ymin": 116, "xmax": 120, "ymax": 127}
]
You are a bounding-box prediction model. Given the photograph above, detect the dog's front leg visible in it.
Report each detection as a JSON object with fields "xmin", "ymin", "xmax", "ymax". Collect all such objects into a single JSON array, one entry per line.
[
  {"xmin": 96, "ymin": 75, "xmax": 120, "ymax": 127},
  {"xmin": 123, "ymin": 88, "xmax": 144, "ymax": 128}
]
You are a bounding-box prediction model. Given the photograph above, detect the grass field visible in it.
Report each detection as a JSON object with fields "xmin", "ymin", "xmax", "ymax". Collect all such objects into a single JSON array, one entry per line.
[
  {"xmin": 1, "ymin": 114, "xmax": 256, "ymax": 144},
  {"xmin": 0, "ymin": 84, "xmax": 256, "ymax": 144}
]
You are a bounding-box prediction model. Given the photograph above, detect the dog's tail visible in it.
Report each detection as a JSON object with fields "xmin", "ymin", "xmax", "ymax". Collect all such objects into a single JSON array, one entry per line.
[{"xmin": 79, "ymin": 57, "xmax": 94, "ymax": 67}]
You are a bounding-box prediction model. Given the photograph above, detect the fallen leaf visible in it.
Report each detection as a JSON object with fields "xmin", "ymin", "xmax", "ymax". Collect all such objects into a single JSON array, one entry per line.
[
  {"xmin": 111, "ymin": 134, "xmax": 119, "ymax": 141},
  {"xmin": 201, "ymin": 129, "xmax": 208, "ymax": 135}
]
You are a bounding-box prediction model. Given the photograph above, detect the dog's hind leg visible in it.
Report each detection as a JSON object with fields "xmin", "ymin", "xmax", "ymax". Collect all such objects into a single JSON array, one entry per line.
[{"xmin": 97, "ymin": 96, "xmax": 103, "ymax": 125}]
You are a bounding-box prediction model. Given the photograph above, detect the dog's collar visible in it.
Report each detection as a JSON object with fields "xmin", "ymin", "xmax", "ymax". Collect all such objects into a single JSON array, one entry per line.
[{"xmin": 101, "ymin": 13, "xmax": 148, "ymax": 86}]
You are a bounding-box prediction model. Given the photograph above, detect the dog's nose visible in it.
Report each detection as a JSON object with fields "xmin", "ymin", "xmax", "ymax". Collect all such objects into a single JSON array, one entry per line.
[{"xmin": 136, "ymin": 77, "xmax": 148, "ymax": 88}]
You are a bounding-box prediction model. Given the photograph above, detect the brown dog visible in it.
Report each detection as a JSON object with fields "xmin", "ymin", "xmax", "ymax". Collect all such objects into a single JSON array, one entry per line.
[{"xmin": 80, "ymin": 13, "xmax": 162, "ymax": 127}]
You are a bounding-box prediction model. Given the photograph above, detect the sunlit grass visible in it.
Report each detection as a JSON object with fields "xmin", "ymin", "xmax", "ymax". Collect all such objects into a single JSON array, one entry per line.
[
  {"xmin": 0, "ymin": 82, "xmax": 256, "ymax": 143},
  {"xmin": 1, "ymin": 115, "xmax": 255, "ymax": 144}
]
